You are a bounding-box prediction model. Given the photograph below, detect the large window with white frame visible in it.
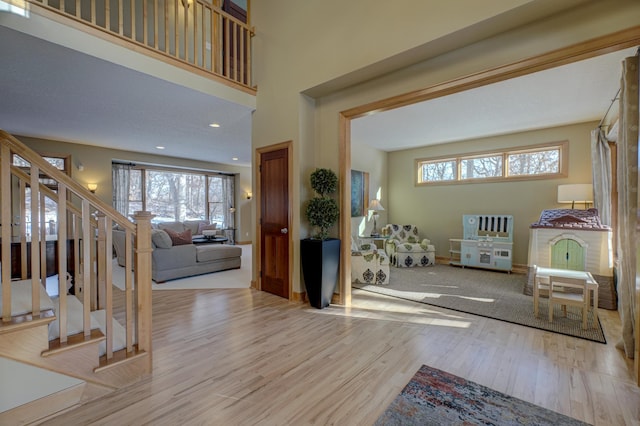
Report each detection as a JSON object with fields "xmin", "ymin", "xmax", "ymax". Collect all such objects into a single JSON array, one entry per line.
[
  {"xmin": 416, "ymin": 141, "xmax": 567, "ymax": 185},
  {"xmin": 113, "ymin": 163, "xmax": 236, "ymax": 228}
]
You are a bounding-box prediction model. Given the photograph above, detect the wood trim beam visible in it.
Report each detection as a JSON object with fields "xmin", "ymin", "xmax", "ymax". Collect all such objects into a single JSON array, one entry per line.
[{"xmin": 337, "ymin": 29, "xmax": 640, "ymax": 387}]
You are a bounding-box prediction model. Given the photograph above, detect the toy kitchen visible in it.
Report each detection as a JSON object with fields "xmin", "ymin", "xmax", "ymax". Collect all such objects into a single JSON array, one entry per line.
[{"xmin": 449, "ymin": 214, "xmax": 514, "ymax": 272}]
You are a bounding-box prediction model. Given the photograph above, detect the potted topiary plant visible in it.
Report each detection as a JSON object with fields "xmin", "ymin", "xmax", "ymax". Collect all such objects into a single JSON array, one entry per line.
[{"xmin": 301, "ymin": 168, "xmax": 340, "ymax": 309}]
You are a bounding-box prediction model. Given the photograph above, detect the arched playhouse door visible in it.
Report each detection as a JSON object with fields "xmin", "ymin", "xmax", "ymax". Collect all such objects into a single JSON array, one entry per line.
[{"xmin": 551, "ymin": 238, "xmax": 585, "ymax": 271}]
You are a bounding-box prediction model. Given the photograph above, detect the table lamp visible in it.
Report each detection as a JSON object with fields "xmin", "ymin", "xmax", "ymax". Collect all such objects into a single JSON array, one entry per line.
[
  {"xmin": 369, "ymin": 199, "xmax": 385, "ymax": 237},
  {"xmin": 557, "ymin": 184, "xmax": 593, "ymax": 209}
]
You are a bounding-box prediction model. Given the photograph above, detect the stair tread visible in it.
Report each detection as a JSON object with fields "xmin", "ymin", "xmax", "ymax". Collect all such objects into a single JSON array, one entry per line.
[
  {"xmin": 0, "ymin": 279, "xmax": 55, "ymax": 317},
  {"xmin": 44, "ymin": 328, "xmax": 105, "ymax": 356},
  {"xmin": 49, "ymin": 297, "xmax": 128, "ymax": 356}
]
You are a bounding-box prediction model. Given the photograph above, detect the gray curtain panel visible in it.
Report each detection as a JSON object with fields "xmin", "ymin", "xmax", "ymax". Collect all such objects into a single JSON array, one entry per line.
[
  {"xmin": 591, "ymin": 127, "xmax": 612, "ymax": 226},
  {"xmin": 616, "ymin": 55, "xmax": 638, "ymax": 359}
]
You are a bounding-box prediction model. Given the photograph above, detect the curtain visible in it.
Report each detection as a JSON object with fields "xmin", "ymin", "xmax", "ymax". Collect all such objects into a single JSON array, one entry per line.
[
  {"xmin": 616, "ymin": 55, "xmax": 638, "ymax": 359},
  {"xmin": 112, "ymin": 163, "xmax": 132, "ymax": 217},
  {"xmin": 222, "ymin": 175, "xmax": 236, "ymax": 229},
  {"xmin": 591, "ymin": 128, "xmax": 612, "ymax": 226}
]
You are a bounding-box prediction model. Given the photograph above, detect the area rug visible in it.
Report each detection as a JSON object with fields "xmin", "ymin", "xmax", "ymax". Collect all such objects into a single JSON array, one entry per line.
[
  {"xmin": 353, "ymin": 264, "xmax": 605, "ymax": 343},
  {"xmin": 111, "ymin": 245, "xmax": 252, "ymax": 290},
  {"xmin": 376, "ymin": 365, "xmax": 589, "ymax": 425}
]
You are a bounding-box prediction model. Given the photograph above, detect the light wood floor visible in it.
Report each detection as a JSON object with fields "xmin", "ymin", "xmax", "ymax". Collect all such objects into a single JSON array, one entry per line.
[{"xmin": 44, "ymin": 287, "xmax": 640, "ymax": 425}]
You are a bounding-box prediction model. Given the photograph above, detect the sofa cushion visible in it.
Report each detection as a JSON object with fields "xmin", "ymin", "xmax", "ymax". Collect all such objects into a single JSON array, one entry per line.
[
  {"xmin": 151, "ymin": 229, "xmax": 173, "ymax": 248},
  {"xmin": 153, "ymin": 244, "xmax": 197, "ymax": 270},
  {"xmin": 183, "ymin": 220, "xmax": 206, "ymax": 235},
  {"xmin": 158, "ymin": 221, "xmax": 186, "ymax": 233},
  {"xmin": 164, "ymin": 228, "xmax": 192, "ymax": 246},
  {"xmin": 196, "ymin": 245, "xmax": 242, "ymax": 263}
]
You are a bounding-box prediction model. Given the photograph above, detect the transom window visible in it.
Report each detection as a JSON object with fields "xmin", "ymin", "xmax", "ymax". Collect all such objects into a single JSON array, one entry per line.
[{"xmin": 416, "ymin": 141, "xmax": 567, "ymax": 185}]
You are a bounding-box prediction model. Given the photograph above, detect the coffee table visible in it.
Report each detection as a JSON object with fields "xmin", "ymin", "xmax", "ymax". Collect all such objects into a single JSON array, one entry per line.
[{"xmin": 192, "ymin": 236, "xmax": 229, "ymax": 245}]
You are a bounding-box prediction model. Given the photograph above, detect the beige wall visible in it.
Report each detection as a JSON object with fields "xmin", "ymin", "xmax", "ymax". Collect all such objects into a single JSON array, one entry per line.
[
  {"xmin": 387, "ymin": 122, "xmax": 595, "ymax": 265},
  {"xmin": 252, "ymin": 0, "xmax": 640, "ymax": 293},
  {"xmin": 17, "ymin": 135, "xmax": 253, "ymax": 243},
  {"xmin": 350, "ymin": 143, "xmax": 388, "ymax": 238}
]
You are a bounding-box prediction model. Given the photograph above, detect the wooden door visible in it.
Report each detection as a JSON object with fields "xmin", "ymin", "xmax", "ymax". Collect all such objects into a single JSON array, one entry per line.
[{"xmin": 259, "ymin": 147, "xmax": 290, "ymax": 298}]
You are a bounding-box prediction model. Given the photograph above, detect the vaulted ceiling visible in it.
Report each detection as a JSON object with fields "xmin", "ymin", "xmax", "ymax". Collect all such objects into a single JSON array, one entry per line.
[{"xmin": 0, "ymin": 20, "xmax": 635, "ymax": 167}]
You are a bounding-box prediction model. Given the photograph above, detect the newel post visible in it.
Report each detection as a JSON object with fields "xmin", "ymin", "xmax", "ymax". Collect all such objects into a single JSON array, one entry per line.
[{"xmin": 133, "ymin": 211, "xmax": 154, "ymax": 367}]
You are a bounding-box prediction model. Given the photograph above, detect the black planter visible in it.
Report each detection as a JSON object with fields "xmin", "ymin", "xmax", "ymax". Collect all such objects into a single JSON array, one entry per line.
[{"xmin": 301, "ymin": 238, "xmax": 341, "ymax": 309}]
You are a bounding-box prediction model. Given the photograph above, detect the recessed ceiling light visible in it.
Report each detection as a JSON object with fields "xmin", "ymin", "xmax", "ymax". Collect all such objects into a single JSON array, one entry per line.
[
  {"xmin": 232, "ymin": 157, "xmax": 239, "ymax": 161},
  {"xmin": 209, "ymin": 123, "xmax": 220, "ymax": 128},
  {"xmin": 156, "ymin": 146, "xmax": 165, "ymax": 150}
]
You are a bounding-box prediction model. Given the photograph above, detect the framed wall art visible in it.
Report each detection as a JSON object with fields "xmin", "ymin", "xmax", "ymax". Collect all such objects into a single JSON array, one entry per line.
[{"xmin": 351, "ymin": 169, "xmax": 369, "ymax": 217}]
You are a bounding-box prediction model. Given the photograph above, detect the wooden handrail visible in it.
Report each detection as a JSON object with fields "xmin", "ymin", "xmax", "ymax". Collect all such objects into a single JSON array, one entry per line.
[
  {"xmin": 0, "ymin": 130, "xmax": 153, "ymax": 376},
  {"xmin": 2, "ymin": 130, "xmax": 134, "ymax": 233},
  {"xmin": 18, "ymin": 0, "xmax": 255, "ymax": 92}
]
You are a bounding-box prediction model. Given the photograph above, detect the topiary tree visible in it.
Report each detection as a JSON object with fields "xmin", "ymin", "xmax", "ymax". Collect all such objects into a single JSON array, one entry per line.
[{"xmin": 305, "ymin": 168, "xmax": 339, "ymax": 240}]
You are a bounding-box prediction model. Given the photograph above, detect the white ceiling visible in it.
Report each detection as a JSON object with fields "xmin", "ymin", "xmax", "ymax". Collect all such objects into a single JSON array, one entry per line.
[
  {"xmin": 0, "ymin": 24, "xmax": 254, "ymax": 167},
  {"xmin": 352, "ymin": 48, "xmax": 637, "ymax": 151},
  {"xmin": 0, "ymin": 21, "xmax": 636, "ymax": 166}
]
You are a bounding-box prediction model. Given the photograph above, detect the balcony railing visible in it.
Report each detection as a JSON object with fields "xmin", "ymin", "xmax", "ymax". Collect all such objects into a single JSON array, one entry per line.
[{"xmin": 15, "ymin": 0, "xmax": 254, "ymax": 91}]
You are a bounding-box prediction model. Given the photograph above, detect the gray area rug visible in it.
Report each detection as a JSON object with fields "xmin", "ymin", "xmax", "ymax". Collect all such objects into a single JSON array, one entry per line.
[{"xmin": 353, "ymin": 264, "xmax": 606, "ymax": 344}]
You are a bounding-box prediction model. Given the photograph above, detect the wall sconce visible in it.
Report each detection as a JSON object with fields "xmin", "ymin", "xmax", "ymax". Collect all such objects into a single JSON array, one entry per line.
[
  {"xmin": 87, "ymin": 183, "xmax": 98, "ymax": 193},
  {"xmin": 181, "ymin": 0, "xmax": 192, "ymax": 7},
  {"xmin": 246, "ymin": 191, "xmax": 252, "ymax": 200}
]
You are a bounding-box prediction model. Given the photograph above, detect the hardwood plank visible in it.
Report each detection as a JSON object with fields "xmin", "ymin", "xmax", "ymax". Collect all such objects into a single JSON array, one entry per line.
[{"xmin": 39, "ymin": 287, "xmax": 640, "ymax": 425}]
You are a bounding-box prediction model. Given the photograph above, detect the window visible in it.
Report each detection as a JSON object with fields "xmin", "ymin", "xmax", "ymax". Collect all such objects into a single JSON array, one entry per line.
[
  {"xmin": 113, "ymin": 163, "xmax": 236, "ymax": 229},
  {"xmin": 13, "ymin": 154, "xmax": 70, "ymax": 236},
  {"xmin": 420, "ymin": 159, "xmax": 456, "ymax": 182},
  {"xmin": 460, "ymin": 155, "xmax": 502, "ymax": 180},
  {"xmin": 507, "ymin": 147, "xmax": 560, "ymax": 176},
  {"xmin": 416, "ymin": 141, "xmax": 567, "ymax": 185}
]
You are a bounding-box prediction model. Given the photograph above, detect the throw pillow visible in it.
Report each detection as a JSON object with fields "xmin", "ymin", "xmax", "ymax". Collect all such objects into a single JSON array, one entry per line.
[
  {"xmin": 197, "ymin": 222, "xmax": 217, "ymax": 234},
  {"xmin": 164, "ymin": 228, "xmax": 192, "ymax": 246},
  {"xmin": 151, "ymin": 229, "xmax": 173, "ymax": 249}
]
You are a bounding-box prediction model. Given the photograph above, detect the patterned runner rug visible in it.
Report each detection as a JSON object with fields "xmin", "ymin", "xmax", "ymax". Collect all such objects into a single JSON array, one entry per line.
[
  {"xmin": 376, "ymin": 365, "xmax": 590, "ymax": 425},
  {"xmin": 353, "ymin": 264, "xmax": 605, "ymax": 343}
]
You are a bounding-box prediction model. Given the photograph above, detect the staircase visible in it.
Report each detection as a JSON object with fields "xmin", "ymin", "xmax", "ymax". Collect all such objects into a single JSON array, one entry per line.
[{"xmin": 0, "ymin": 130, "xmax": 153, "ymax": 423}]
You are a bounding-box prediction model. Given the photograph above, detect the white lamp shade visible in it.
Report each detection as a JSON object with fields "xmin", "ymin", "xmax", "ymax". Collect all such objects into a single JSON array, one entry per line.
[
  {"xmin": 557, "ymin": 184, "xmax": 593, "ymax": 203},
  {"xmin": 369, "ymin": 199, "xmax": 385, "ymax": 211}
]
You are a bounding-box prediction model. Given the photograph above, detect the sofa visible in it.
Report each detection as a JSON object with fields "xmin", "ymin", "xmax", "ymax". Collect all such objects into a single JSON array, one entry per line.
[
  {"xmin": 382, "ymin": 224, "xmax": 436, "ymax": 267},
  {"xmin": 112, "ymin": 220, "xmax": 241, "ymax": 283}
]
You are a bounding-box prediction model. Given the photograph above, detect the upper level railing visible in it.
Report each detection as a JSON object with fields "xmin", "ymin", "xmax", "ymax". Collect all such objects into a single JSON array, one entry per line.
[
  {"xmin": 16, "ymin": 0, "xmax": 254, "ymax": 91},
  {"xmin": 0, "ymin": 129, "xmax": 153, "ymax": 371}
]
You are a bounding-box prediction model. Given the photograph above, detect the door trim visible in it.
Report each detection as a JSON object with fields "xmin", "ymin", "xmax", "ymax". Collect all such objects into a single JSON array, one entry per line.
[
  {"xmin": 255, "ymin": 141, "xmax": 293, "ymax": 300},
  {"xmin": 338, "ymin": 26, "xmax": 640, "ymax": 315}
]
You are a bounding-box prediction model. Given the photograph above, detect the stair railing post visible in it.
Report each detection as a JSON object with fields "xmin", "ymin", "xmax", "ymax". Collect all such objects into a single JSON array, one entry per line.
[
  {"xmin": 1, "ymin": 144, "xmax": 12, "ymax": 322},
  {"xmin": 132, "ymin": 210, "xmax": 153, "ymax": 370}
]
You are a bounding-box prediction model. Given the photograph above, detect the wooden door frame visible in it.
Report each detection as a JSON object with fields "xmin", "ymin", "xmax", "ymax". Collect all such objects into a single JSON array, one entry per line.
[
  {"xmin": 254, "ymin": 141, "xmax": 293, "ymax": 300},
  {"xmin": 337, "ymin": 26, "xmax": 640, "ymax": 384}
]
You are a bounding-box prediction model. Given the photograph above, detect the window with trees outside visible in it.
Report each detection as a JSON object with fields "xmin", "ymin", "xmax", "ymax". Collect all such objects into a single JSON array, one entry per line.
[
  {"xmin": 13, "ymin": 154, "xmax": 69, "ymax": 237},
  {"xmin": 113, "ymin": 163, "xmax": 236, "ymax": 229},
  {"xmin": 416, "ymin": 141, "xmax": 567, "ymax": 185}
]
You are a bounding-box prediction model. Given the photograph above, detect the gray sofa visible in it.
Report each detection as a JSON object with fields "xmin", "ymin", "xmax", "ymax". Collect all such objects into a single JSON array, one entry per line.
[{"xmin": 113, "ymin": 220, "xmax": 241, "ymax": 283}]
